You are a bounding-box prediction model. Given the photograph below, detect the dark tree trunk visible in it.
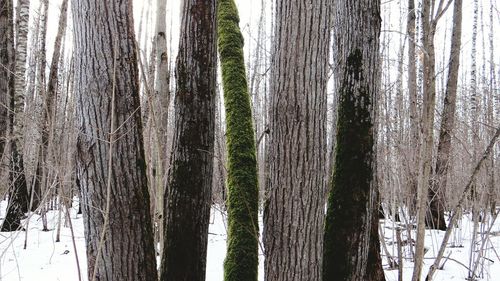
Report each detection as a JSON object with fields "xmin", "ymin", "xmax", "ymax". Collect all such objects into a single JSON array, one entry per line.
[
  {"xmin": 0, "ymin": 0, "xmax": 30, "ymax": 232},
  {"xmin": 426, "ymin": 0, "xmax": 463, "ymax": 231},
  {"xmin": 217, "ymin": 0, "xmax": 260, "ymax": 280},
  {"xmin": 72, "ymin": 1, "xmax": 158, "ymax": 280},
  {"xmin": 263, "ymin": 1, "xmax": 330, "ymax": 281},
  {"xmin": 322, "ymin": 1, "xmax": 385, "ymax": 281},
  {"xmin": 2, "ymin": 143, "xmax": 29, "ymax": 231},
  {"xmin": 0, "ymin": 0, "xmax": 12, "ymax": 157},
  {"xmin": 159, "ymin": 0, "xmax": 217, "ymax": 280}
]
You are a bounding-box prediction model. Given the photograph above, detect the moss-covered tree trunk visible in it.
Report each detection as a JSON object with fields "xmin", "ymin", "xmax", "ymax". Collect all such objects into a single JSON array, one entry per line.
[
  {"xmin": 322, "ymin": 1, "xmax": 385, "ymax": 281},
  {"xmin": 159, "ymin": 0, "xmax": 217, "ymax": 280},
  {"xmin": 217, "ymin": 0, "xmax": 259, "ymax": 280}
]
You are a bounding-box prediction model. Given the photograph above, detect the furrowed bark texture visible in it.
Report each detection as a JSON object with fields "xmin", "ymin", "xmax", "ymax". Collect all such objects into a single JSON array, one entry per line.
[
  {"xmin": 71, "ymin": 1, "xmax": 158, "ymax": 280},
  {"xmin": 0, "ymin": 0, "xmax": 30, "ymax": 232},
  {"xmin": 2, "ymin": 0, "xmax": 30, "ymax": 231},
  {"xmin": 428, "ymin": 0, "xmax": 463, "ymax": 231},
  {"xmin": 263, "ymin": 0, "xmax": 330, "ymax": 280},
  {"xmin": 217, "ymin": 0, "xmax": 259, "ymax": 280},
  {"xmin": 159, "ymin": 0, "xmax": 217, "ymax": 280},
  {"xmin": 0, "ymin": 0, "xmax": 12, "ymax": 156},
  {"xmin": 322, "ymin": 1, "xmax": 385, "ymax": 281}
]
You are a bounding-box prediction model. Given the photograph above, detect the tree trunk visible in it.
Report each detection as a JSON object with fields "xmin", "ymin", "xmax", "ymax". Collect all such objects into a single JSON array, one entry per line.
[
  {"xmin": 32, "ymin": 0, "xmax": 68, "ymax": 228},
  {"xmin": 412, "ymin": 0, "xmax": 438, "ymax": 279},
  {"xmin": 153, "ymin": 0, "xmax": 170, "ymax": 172},
  {"xmin": 0, "ymin": 0, "xmax": 29, "ymax": 231},
  {"xmin": 72, "ymin": 1, "xmax": 158, "ymax": 280},
  {"xmin": 12, "ymin": 0, "xmax": 29, "ymax": 146},
  {"xmin": 427, "ymin": 0, "xmax": 462, "ymax": 231},
  {"xmin": 0, "ymin": 0, "xmax": 13, "ymax": 158},
  {"xmin": 151, "ymin": 0, "xmax": 169, "ymax": 258},
  {"xmin": 159, "ymin": 0, "xmax": 217, "ymax": 280},
  {"xmin": 1, "ymin": 0, "xmax": 30, "ymax": 232},
  {"xmin": 0, "ymin": 0, "xmax": 30, "ymax": 232},
  {"xmin": 407, "ymin": 0, "xmax": 419, "ymax": 215},
  {"xmin": 217, "ymin": 0, "xmax": 259, "ymax": 280},
  {"xmin": 30, "ymin": 0, "xmax": 50, "ymax": 212},
  {"xmin": 263, "ymin": 1, "xmax": 330, "ymax": 280},
  {"xmin": 322, "ymin": 1, "xmax": 385, "ymax": 281}
]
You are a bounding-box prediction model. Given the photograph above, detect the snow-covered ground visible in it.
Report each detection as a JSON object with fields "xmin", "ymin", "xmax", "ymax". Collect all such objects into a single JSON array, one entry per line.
[{"xmin": 0, "ymin": 200, "xmax": 499, "ymax": 281}]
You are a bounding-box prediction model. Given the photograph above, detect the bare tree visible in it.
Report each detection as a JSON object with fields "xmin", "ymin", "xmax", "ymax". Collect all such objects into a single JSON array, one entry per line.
[
  {"xmin": 323, "ymin": 1, "xmax": 385, "ymax": 280},
  {"xmin": 72, "ymin": 0, "xmax": 158, "ymax": 280},
  {"xmin": 412, "ymin": 0, "xmax": 453, "ymax": 280},
  {"xmin": 428, "ymin": 0, "xmax": 463, "ymax": 231},
  {"xmin": 159, "ymin": 0, "xmax": 217, "ymax": 280},
  {"xmin": 407, "ymin": 0, "xmax": 419, "ymax": 214},
  {"xmin": 153, "ymin": 0, "xmax": 170, "ymax": 169},
  {"xmin": 0, "ymin": 0, "xmax": 13, "ymax": 158},
  {"xmin": 1, "ymin": 0, "xmax": 30, "ymax": 231},
  {"xmin": 263, "ymin": 0, "xmax": 330, "ymax": 280}
]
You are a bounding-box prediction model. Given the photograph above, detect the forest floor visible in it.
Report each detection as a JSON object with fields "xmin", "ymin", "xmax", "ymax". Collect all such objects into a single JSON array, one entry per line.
[{"xmin": 0, "ymin": 200, "xmax": 499, "ymax": 281}]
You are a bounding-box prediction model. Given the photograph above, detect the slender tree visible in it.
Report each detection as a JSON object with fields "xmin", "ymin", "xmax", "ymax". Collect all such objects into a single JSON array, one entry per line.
[
  {"xmin": 264, "ymin": 0, "xmax": 330, "ymax": 280},
  {"xmin": 159, "ymin": 0, "xmax": 217, "ymax": 280},
  {"xmin": 412, "ymin": 0, "xmax": 453, "ymax": 279},
  {"xmin": 153, "ymin": 0, "xmax": 170, "ymax": 169},
  {"xmin": 30, "ymin": 0, "xmax": 49, "ymax": 212},
  {"xmin": 427, "ymin": 0, "xmax": 463, "ymax": 231},
  {"xmin": 32, "ymin": 0, "xmax": 69, "ymax": 231},
  {"xmin": 322, "ymin": 1, "xmax": 385, "ymax": 281},
  {"xmin": 217, "ymin": 0, "xmax": 259, "ymax": 280},
  {"xmin": 407, "ymin": 0, "xmax": 419, "ymax": 214},
  {"xmin": 71, "ymin": 0, "xmax": 158, "ymax": 280}
]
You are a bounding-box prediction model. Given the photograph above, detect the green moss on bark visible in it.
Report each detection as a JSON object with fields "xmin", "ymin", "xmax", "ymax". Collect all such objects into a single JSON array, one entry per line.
[
  {"xmin": 323, "ymin": 49, "xmax": 384, "ymax": 281},
  {"xmin": 217, "ymin": 0, "xmax": 259, "ymax": 281}
]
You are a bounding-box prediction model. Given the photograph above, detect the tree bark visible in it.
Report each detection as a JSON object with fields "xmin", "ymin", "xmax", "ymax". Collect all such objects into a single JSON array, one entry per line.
[
  {"xmin": 12, "ymin": 0, "xmax": 29, "ymax": 146},
  {"xmin": 0, "ymin": 0, "xmax": 13, "ymax": 157},
  {"xmin": 159, "ymin": 0, "xmax": 217, "ymax": 280},
  {"xmin": 0, "ymin": 0, "xmax": 30, "ymax": 232},
  {"xmin": 407, "ymin": 0, "xmax": 419, "ymax": 214},
  {"xmin": 217, "ymin": 0, "xmax": 259, "ymax": 280},
  {"xmin": 153, "ymin": 0, "xmax": 170, "ymax": 172},
  {"xmin": 72, "ymin": 1, "xmax": 158, "ymax": 280},
  {"xmin": 263, "ymin": 1, "xmax": 330, "ymax": 281},
  {"xmin": 427, "ymin": 0, "xmax": 462, "ymax": 231},
  {"xmin": 412, "ymin": 0, "xmax": 446, "ymax": 279},
  {"xmin": 0, "ymin": 0, "xmax": 29, "ymax": 232},
  {"xmin": 322, "ymin": 1, "xmax": 385, "ymax": 281}
]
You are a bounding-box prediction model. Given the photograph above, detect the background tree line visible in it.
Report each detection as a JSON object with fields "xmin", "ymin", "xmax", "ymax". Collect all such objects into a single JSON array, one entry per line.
[{"xmin": 0, "ymin": 0, "xmax": 498, "ymax": 281}]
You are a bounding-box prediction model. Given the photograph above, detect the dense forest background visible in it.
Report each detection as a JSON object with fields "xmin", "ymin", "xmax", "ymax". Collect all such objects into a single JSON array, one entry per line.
[{"xmin": 0, "ymin": 0, "xmax": 499, "ymax": 280}]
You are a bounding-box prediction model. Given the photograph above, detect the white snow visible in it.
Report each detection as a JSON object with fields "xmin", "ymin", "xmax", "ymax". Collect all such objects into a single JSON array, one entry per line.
[{"xmin": 1, "ymin": 200, "xmax": 499, "ymax": 281}]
